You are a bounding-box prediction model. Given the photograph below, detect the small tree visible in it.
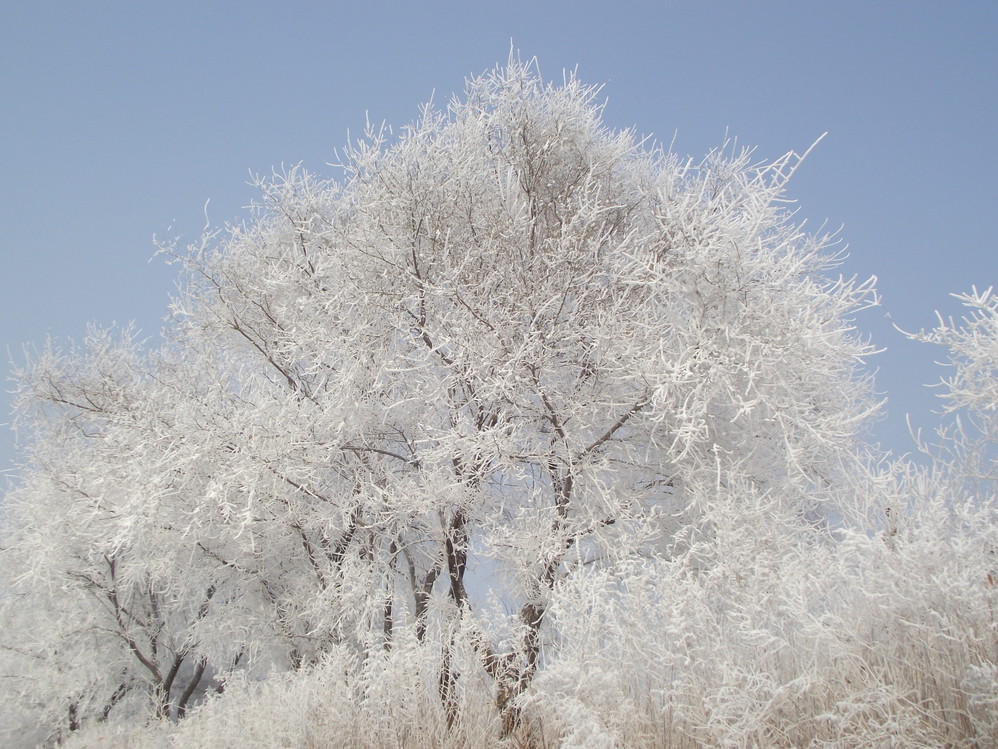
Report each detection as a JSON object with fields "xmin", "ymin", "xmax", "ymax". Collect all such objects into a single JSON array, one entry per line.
[
  {"xmin": 907, "ymin": 287, "xmax": 998, "ymax": 492},
  {"xmin": 1, "ymin": 57, "xmax": 882, "ymax": 743}
]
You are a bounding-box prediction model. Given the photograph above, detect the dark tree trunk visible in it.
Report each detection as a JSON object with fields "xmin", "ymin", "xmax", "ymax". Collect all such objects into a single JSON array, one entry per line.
[{"xmin": 176, "ymin": 657, "xmax": 207, "ymax": 719}]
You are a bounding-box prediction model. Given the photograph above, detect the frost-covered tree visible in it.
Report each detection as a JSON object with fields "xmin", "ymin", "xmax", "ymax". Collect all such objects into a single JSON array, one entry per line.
[
  {"xmin": 11, "ymin": 56, "xmax": 982, "ymax": 748},
  {"xmin": 907, "ymin": 287, "xmax": 998, "ymax": 491}
]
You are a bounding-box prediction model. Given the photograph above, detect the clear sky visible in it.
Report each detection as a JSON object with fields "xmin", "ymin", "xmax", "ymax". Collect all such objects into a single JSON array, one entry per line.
[{"xmin": 1, "ymin": 1, "xmax": 995, "ymax": 479}]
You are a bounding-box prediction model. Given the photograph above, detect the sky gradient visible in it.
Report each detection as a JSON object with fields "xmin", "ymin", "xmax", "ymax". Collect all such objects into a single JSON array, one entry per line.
[{"xmin": 2, "ymin": 1, "xmax": 996, "ymax": 479}]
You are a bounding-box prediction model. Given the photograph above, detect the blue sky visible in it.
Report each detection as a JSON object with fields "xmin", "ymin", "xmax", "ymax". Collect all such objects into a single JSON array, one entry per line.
[{"xmin": 1, "ymin": 1, "xmax": 995, "ymax": 477}]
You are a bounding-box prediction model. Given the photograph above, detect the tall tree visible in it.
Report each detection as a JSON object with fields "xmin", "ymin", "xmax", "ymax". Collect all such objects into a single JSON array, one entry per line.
[{"xmin": 1, "ymin": 57, "xmax": 882, "ymax": 742}]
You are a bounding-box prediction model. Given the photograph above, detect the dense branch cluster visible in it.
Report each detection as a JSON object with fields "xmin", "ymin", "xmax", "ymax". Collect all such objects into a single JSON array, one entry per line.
[{"xmin": 1, "ymin": 59, "xmax": 994, "ymax": 748}]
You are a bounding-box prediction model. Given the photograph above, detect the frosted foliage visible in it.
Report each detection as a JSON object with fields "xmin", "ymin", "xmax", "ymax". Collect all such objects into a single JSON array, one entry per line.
[
  {"xmin": 922, "ymin": 288, "xmax": 998, "ymax": 417},
  {"xmin": 1, "ymin": 57, "xmax": 994, "ymax": 747},
  {"xmin": 908, "ymin": 287, "xmax": 998, "ymax": 490}
]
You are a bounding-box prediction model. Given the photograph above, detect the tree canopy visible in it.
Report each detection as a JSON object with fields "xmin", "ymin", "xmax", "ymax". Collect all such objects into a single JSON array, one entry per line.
[{"xmin": 2, "ymin": 58, "xmax": 995, "ymax": 748}]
